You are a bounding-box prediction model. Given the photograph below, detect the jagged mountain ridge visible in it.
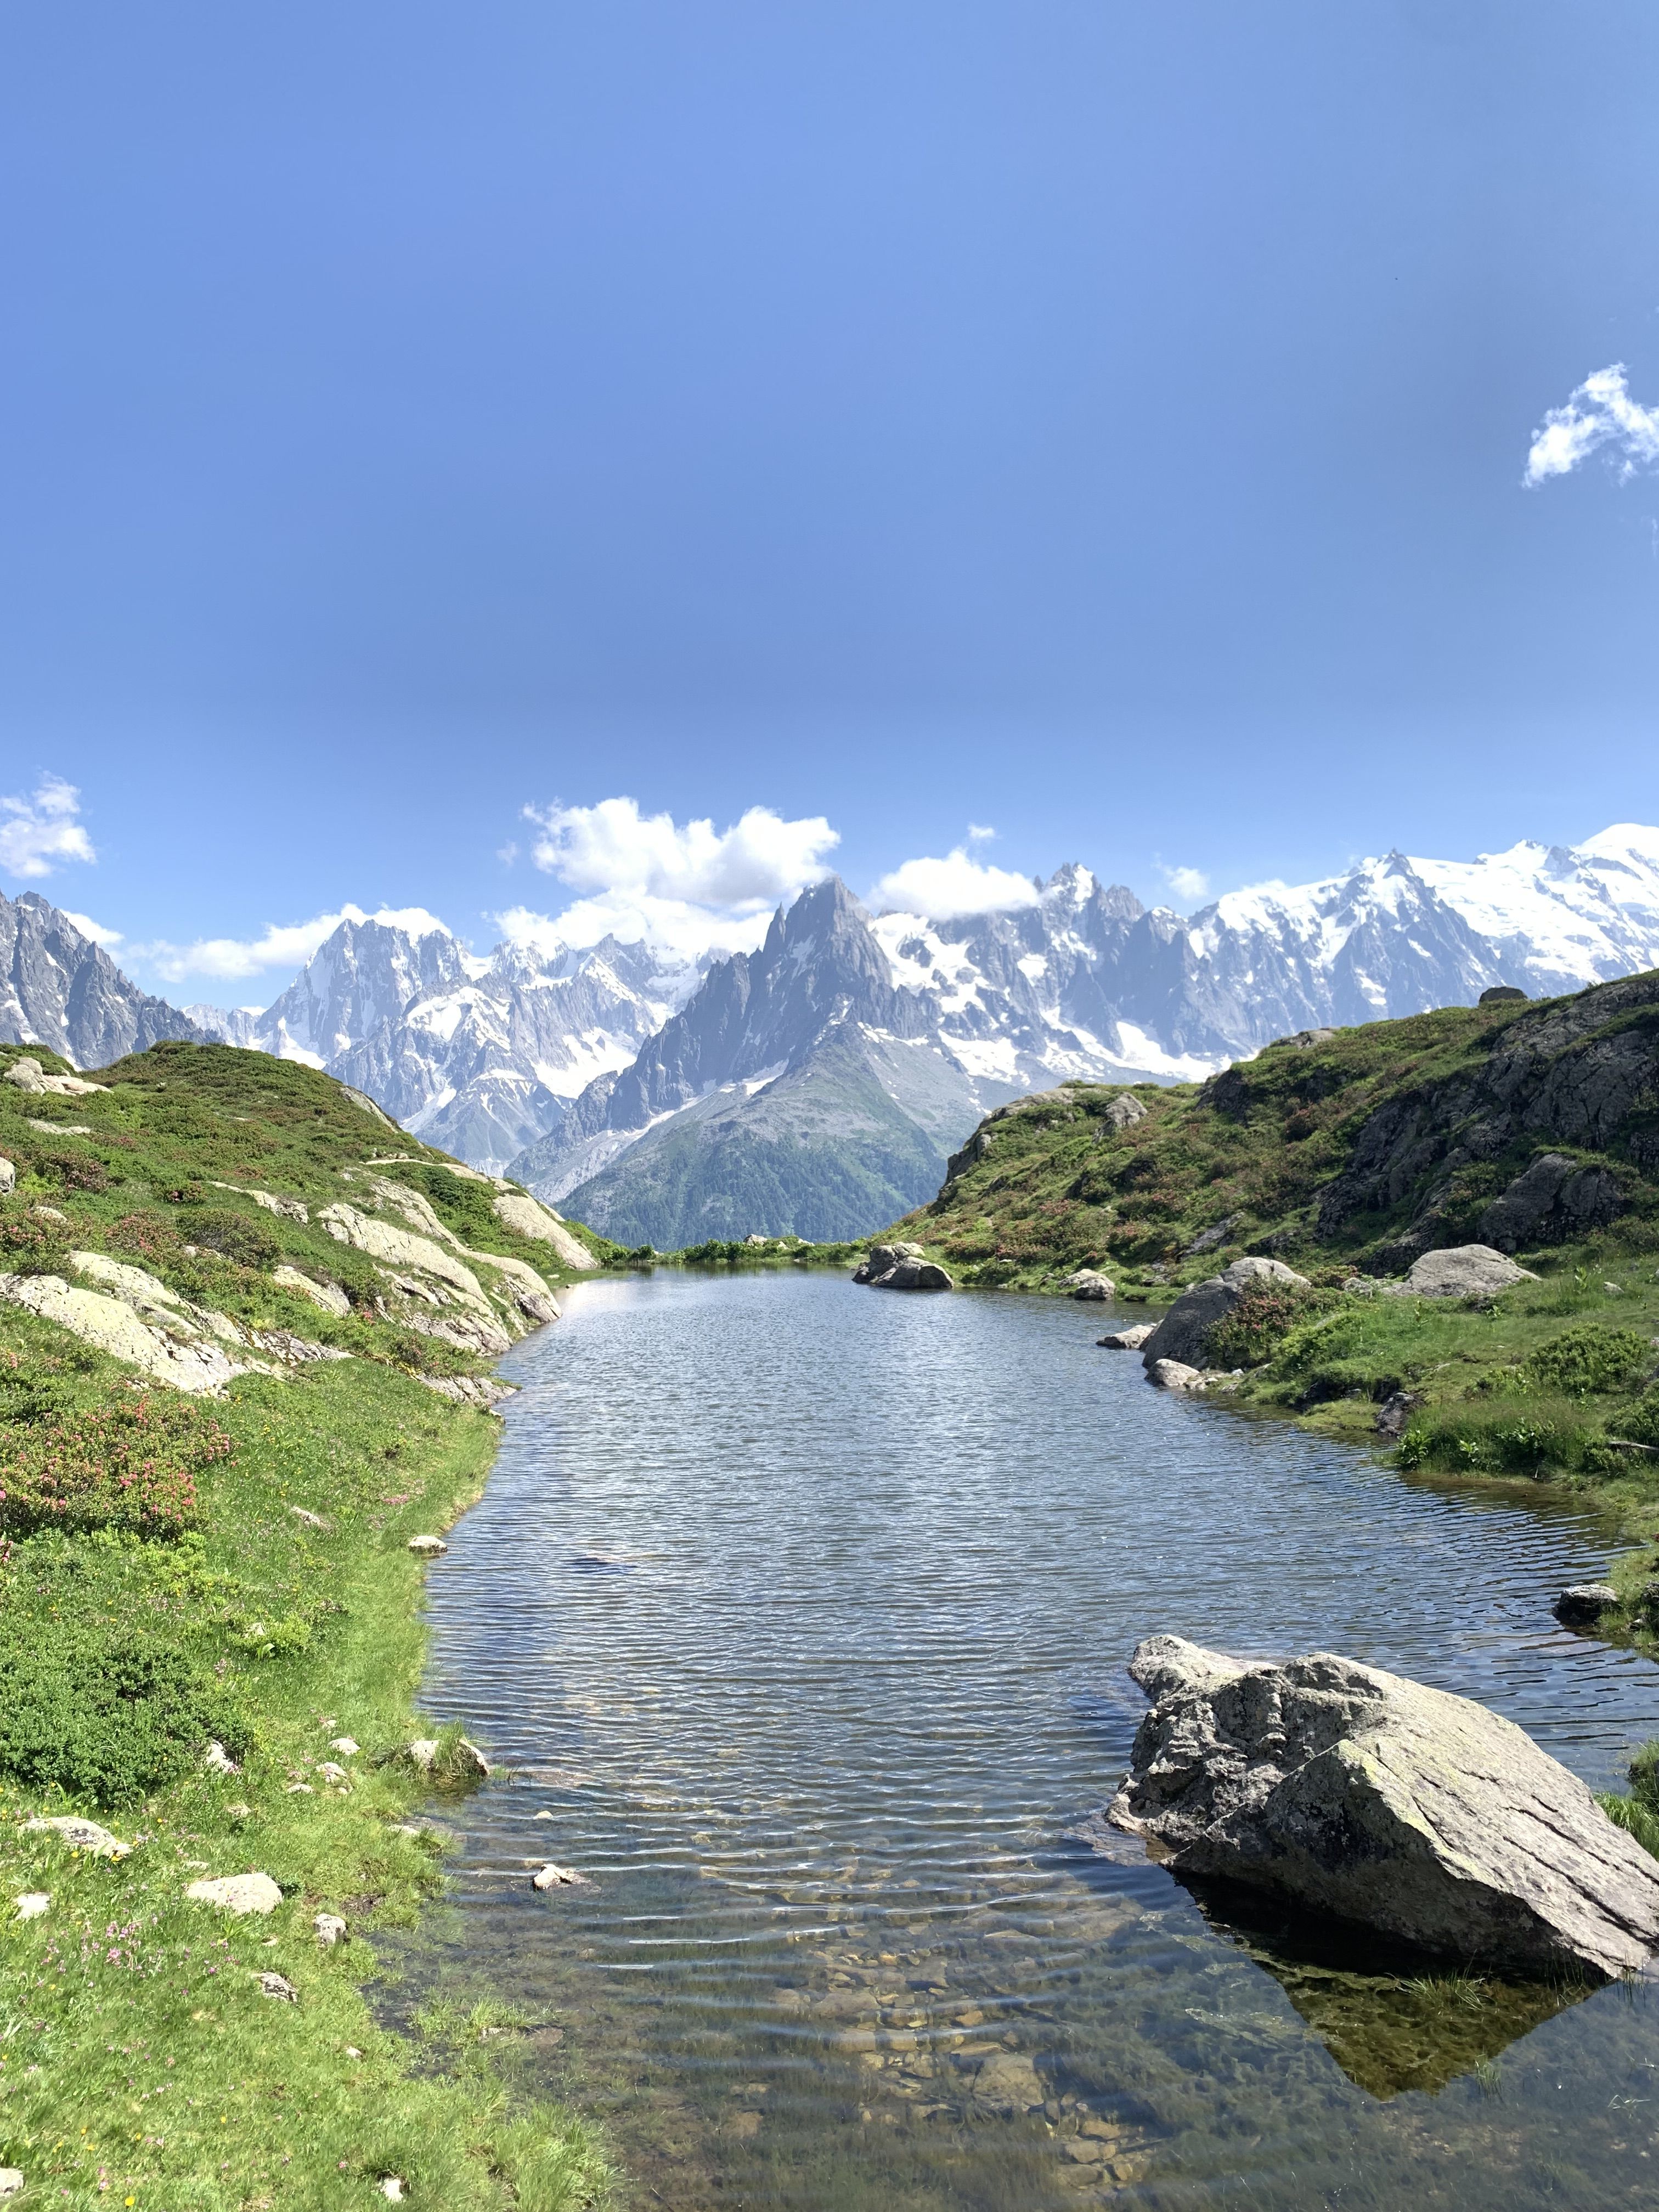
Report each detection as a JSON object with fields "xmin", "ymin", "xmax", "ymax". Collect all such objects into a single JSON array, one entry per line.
[
  {"xmin": 191, "ymin": 915, "xmax": 689, "ymax": 1169},
  {"xmin": 509, "ymin": 826, "xmax": 1659, "ymax": 1242},
  {"xmin": 1, "ymin": 890, "xmax": 206, "ymax": 1066}
]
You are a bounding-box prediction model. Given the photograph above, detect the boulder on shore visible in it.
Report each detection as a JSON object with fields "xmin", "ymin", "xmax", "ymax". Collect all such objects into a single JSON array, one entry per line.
[
  {"xmin": 1109, "ymin": 1634, "xmax": 1659, "ymax": 1978},
  {"xmin": 1098, "ymin": 1323, "xmax": 1156, "ymax": 1351},
  {"xmin": 854, "ymin": 1243, "xmax": 953, "ymax": 1291},
  {"xmin": 1383, "ymin": 1245, "xmax": 1537, "ymax": 1300},
  {"xmin": 1147, "ymin": 1358, "xmax": 1206, "ymax": 1391},
  {"xmin": 1066, "ymin": 1269, "xmax": 1115, "ymax": 1301},
  {"xmin": 1139, "ymin": 1256, "xmax": 1309, "ymax": 1372},
  {"xmin": 1554, "ymin": 1584, "xmax": 1622, "ymax": 1628}
]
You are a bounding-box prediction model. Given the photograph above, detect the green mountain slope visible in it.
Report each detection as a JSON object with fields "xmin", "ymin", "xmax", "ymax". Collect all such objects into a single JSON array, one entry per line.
[
  {"xmin": 898, "ymin": 973, "xmax": 1659, "ymax": 1289},
  {"xmin": 561, "ymin": 1030, "xmax": 949, "ymax": 1247}
]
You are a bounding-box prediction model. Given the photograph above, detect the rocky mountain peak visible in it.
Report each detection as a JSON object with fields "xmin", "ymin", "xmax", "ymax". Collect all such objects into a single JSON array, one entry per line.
[{"xmin": 1, "ymin": 890, "xmax": 205, "ymax": 1068}]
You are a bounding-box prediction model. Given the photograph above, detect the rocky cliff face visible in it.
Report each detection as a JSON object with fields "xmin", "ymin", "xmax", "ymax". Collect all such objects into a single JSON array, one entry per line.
[{"xmin": 0, "ymin": 891, "xmax": 206, "ymax": 1068}]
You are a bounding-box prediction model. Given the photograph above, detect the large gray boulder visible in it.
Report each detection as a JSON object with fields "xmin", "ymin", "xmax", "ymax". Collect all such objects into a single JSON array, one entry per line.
[
  {"xmin": 854, "ymin": 1243, "xmax": 952, "ymax": 1291},
  {"xmin": 1109, "ymin": 1635, "xmax": 1659, "ymax": 1979},
  {"xmin": 1384, "ymin": 1245, "xmax": 1537, "ymax": 1299},
  {"xmin": 1139, "ymin": 1256, "xmax": 1308, "ymax": 1370},
  {"xmin": 1479, "ymin": 1155, "xmax": 1622, "ymax": 1251}
]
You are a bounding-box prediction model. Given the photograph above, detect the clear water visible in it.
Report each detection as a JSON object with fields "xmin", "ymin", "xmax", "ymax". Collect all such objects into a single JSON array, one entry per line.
[{"xmin": 404, "ymin": 1269, "xmax": 1659, "ymax": 2209}]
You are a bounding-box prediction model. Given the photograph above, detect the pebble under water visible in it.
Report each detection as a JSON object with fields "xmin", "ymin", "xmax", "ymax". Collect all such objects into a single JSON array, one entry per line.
[{"xmin": 394, "ymin": 1269, "xmax": 1659, "ymax": 2209}]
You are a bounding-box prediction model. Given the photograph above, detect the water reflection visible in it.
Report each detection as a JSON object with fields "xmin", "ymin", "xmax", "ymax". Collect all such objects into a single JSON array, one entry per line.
[{"xmin": 394, "ymin": 1270, "xmax": 1659, "ymax": 2208}]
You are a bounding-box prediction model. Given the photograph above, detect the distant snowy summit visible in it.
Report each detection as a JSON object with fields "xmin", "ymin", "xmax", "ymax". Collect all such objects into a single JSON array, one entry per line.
[{"xmin": 10, "ymin": 821, "xmax": 1658, "ymax": 1241}]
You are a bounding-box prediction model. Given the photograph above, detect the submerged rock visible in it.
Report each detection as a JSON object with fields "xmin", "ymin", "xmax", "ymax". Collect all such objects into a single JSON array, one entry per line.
[
  {"xmin": 1139, "ymin": 1257, "xmax": 1309, "ymax": 1370},
  {"xmin": 1110, "ymin": 1634, "xmax": 1659, "ymax": 1978}
]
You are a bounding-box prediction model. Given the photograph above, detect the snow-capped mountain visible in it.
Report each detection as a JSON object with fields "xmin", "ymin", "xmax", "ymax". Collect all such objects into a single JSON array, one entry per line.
[
  {"xmin": 192, "ymin": 914, "xmax": 691, "ymax": 1169},
  {"xmin": 504, "ymin": 825, "xmax": 1659, "ymax": 1242},
  {"xmin": 2, "ymin": 890, "xmax": 206, "ymax": 1065}
]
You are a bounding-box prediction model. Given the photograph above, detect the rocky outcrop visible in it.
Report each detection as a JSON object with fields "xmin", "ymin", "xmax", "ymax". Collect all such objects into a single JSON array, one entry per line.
[
  {"xmin": 0, "ymin": 1272, "xmax": 269, "ymax": 1394},
  {"xmin": 273, "ymin": 1265, "xmax": 351, "ymax": 1317},
  {"xmin": 1139, "ymin": 1256, "xmax": 1308, "ymax": 1370},
  {"xmin": 1315, "ymin": 968, "xmax": 1659, "ymax": 1261},
  {"xmin": 853, "ymin": 1242, "xmax": 953, "ymax": 1291},
  {"xmin": 491, "ymin": 1189, "xmax": 599, "ymax": 1271},
  {"xmin": 1110, "ymin": 1634, "xmax": 1659, "ymax": 1978},
  {"xmin": 1147, "ymin": 1358, "xmax": 1205, "ymax": 1391},
  {"xmin": 1383, "ymin": 1245, "xmax": 1537, "ymax": 1299}
]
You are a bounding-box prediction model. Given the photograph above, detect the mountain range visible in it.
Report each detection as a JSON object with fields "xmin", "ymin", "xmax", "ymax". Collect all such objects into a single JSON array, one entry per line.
[{"xmin": 7, "ymin": 823, "xmax": 1659, "ymax": 1246}]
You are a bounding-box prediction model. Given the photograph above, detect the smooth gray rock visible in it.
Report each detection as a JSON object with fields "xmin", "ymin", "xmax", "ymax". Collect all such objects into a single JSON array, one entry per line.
[
  {"xmin": 1387, "ymin": 1245, "xmax": 1538, "ymax": 1299},
  {"xmin": 1066, "ymin": 1269, "xmax": 1116, "ymax": 1300},
  {"xmin": 0, "ymin": 1158, "xmax": 13, "ymax": 1195},
  {"xmin": 1101, "ymin": 1093, "xmax": 1147, "ymax": 1131},
  {"xmin": 854, "ymin": 1243, "xmax": 952, "ymax": 1291},
  {"xmin": 1139, "ymin": 1256, "xmax": 1310, "ymax": 1369},
  {"xmin": 1110, "ymin": 1634, "xmax": 1659, "ymax": 1978},
  {"xmin": 1098, "ymin": 1323, "xmax": 1156, "ymax": 1350},
  {"xmin": 1147, "ymin": 1358, "xmax": 1205, "ymax": 1391}
]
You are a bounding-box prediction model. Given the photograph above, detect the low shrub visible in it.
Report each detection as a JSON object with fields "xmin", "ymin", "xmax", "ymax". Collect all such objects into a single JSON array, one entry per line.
[
  {"xmin": 187, "ymin": 1205, "xmax": 280, "ymax": 1269},
  {"xmin": 1520, "ymin": 1325, "xmax": 1654, "ymax": 1400},
  {"xmin": 0, "ymin": 1624, "xmax": 249, "ymax": 1804},
  {"xmin": 0, "ymin": 1392, "xmax": 231, "ymax": 1538},
  {"xmin": 1396, "ymin": 1397, "xmax": 1598, "ymax": 1477},
  {"xmin": 1205, "ymin": 1280, "xmax": 1343, "ymax": 1369},
  {"xmin": 35, "ymin": 1148, "xmax": 110, "ymax": 1194},
  {"xmin": 0, "ymin": 1210, "xmax": 69, "ymax": 1275},
  {"xmin": 103, "ymin": 1210, "xmax": 184, "ymax": 1266}
]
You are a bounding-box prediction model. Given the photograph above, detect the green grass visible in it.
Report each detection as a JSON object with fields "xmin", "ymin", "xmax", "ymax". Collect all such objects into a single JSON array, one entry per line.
[{"xmin": 0, "ymin": 1041, "xmax": 613, "ymax": 2208}]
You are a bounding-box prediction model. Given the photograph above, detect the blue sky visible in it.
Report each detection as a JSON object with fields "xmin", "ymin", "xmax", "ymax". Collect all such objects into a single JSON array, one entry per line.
[{"xmin": 3, "ymin": 1, "xmax": 1659, "ymax": 995}]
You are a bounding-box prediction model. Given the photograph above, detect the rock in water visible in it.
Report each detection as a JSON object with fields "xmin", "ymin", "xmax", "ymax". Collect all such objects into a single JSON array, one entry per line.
[
  {"xmin": 853, "ymin": 1242, "xmax": 953, "ymax": 1291},
  {"xmin": 1139, "ymin": 1257, "xmax": 1309, "ymax": 1370},
  {"xmin": 1147, "ymin": 1359, "xmax": 1206, "ymax": 1391},
  {"xmin": 1554, "ymin": 1584, "xmax": 1621, "ymax": 1628},
  {"xmin": 1098, "ymin": 1323, "xmax": 1156, "ymax": 1350},
  {"xmin": 1066, "ymin": 1269, "xmax": 1116, "ymax": 1300},
  {"xmin": 1109, "ymin": 1635, "xmax": 1659, "ymax": 1978}
]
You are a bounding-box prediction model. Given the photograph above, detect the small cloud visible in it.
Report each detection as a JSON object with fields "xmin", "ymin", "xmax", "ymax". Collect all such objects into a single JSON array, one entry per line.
[
  {"xmin": 1161, "ymin": 864, "xmax": 1209, "ymax": 903},
  {"xmin": 137, "ymin": 904, "xmax": 451, "ymax": 984},
  {"xmin": 1524, "ymin": 363, "xmax": 1659, "ymax": 486},
  {"xmin": 869, "ymin": 848, "xmax": 1041, "ymax": 918},
  {"xmin": 0, "ymin": 775, "xmax": 95, "ymax": 881},
  {"xmin": 58, "ymin": 910, "xmax": 123, "ymax": 949},
  {"xmin": 966, "ymin": 823, "xmax": 996, "ymax": 844},
  {"xmin": 524, "ymin": 796, "xmax": 839, "ymax": 904},
  {"xmin": 497, "ymin": 839, "xmax": 520, "ymax": 866}
]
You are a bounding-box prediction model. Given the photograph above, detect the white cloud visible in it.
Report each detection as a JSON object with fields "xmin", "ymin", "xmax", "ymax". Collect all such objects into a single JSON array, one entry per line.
[
  {"xmin": 1524, "ymin": 363, "xmax": 1659, "ymax": 486},
  {"xmin": 966, "ymin": 823, "xmax": 996, "ymax": 843},
  {"xmin": 138, "ymin": 904, "xmax": 451, "ymax": 984},
  {"xmin": 496, "ymin": 894, "xmax": 777, "ymax": 969},
  {"xmin": 512, "ymin": 796, "xmax": 840, "ymax": 964},
  {"xmin": 868, "ymin": 848, "xmax": 1041, "ymax": 918},
  {"xmin": 59, "ymin": 910, "xmax": 123, "ymax": 948},
  {"xmin": 0, "ymin": 775, "xmax": 95, "ymax": 880},
  {"xmin": 1162, "ymin": 864, "xmax": 1210, "ymax": 902},
  {"xmin": 526, "ymin": 797, "xmax": 838, "ymax": 904}
]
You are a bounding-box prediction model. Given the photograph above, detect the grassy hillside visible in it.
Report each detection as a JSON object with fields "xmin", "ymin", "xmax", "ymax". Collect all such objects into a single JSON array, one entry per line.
[{"xmin": 0, "ymin": 1041, "xmax": 612, "ymax": 2209}]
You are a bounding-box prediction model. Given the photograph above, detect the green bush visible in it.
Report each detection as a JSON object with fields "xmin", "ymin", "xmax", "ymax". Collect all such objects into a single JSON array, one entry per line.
[
  {"xmin": 35, "ymin": 1148, "xmax": 110, "ymax": 1194},
  {"xmin": 0, "ymin": 1624, "xmax": 249, "ymax": 1804},
  {"xmin": 1520, "ymin": 1325, "xmax": 1654, "ymax": 1399},
  {"xmin": 1618, "ymin": 1391, "xmax": 1659, "ymax": 1447},
  {"xmin": 187, "ymin": 1205, "xmax": 280, "ymax": 1268},
  {"xmin": 0, "ymin": 1391, "xmax": 231, "ymax": 1538},
  {"xmin": 1396, "ymin": 1398, "xmax": 1596, "ymax": 1477},
  {"xmin": 1204, "ymin": 1280, "xmax": 1342, "ymax": 1369}
]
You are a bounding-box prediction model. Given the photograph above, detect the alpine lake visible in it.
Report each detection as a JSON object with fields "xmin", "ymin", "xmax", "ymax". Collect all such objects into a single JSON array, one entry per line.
[{"xmin": 382, "ymin": 1268, "xmax": 1659, "ymax": 2210}]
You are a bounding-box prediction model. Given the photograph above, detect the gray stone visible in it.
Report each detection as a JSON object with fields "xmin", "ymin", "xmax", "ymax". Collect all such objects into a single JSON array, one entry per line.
[
  {"xmin": 13, "ymin": 1893, "xmax": 49, "ymax": 1921},
  {"xmin": 416, "ymin": 1373, "xmax": 517, "ymax": 1411},
  {"xmin": 1554, "ymin": 1584, "xmax": 1622, "ymax": 1628},
  {"xmin": 255, "ymin": 1970, "xmax": 298, "ymax": 2001},
  {"xmin": 1387, "ymin": 1245, "xmax": 1538, "ymax": 1300},
  {"xmin": 22, "ymin": 1815, "xmax": 129, "ymax": 1858},
  {"xmin": 0, "ymin": 1158, "xmax": 13, "ymax": 1195},
  {"xmin": 492, "ymin": 1189, "xmax": 599, "ymax": 1271},
  {"xmin": 1374, "ymin": 1390, "xmax": 1423, "ymax": 1438},
  {"xmin": 315, "ymin": 1912, "xmax": 348, "ymax": 1946},
  {"xmin": 1066, "ymin": 1269, "xmax": 1115, "ymax": 1300},
  {"xmin": 1101, "ymin": 1093, "xmax": 1147, "ymax": 1132},
  {"xmin": 1147, "ymin": 1359, "xmax": 1205, "ymax": 1391},
  {"xmin": 1139, "ymin": 1256, "xmax": 1310, "ymax": 1370},
  {"xmin": 531, "ymin": 1861, "xmax": 590, "ymax": 1891},
  {"xmin": 407, "ymin": 1534, "xmax": 449, "ymax": 1558},
  {"xmin": 1098, "ymin": 1323, "xmax": 1156, "ymax": 1350},
  {"xmin": 186, "ymin": 1872, "xmax": 281, "ymax": 1914},
  {"xmin": 854, "ymin": 1243, "xmax": 952, "ymax": 1291},
  {"xmin": 1110, "ymin": 1634, "xmax": 1659, "ymax": 1978},
  {"xmin": 1479, "ymin": 986, "xmax": 1529, "ymax": 1004},
  {"xmin": 273, "ymin": 1265, "xmax": 352, "ymax": 1317},
  {"xmin": 0, "ymin": 2169, "xmax": 22, "ymax": 2198}
]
